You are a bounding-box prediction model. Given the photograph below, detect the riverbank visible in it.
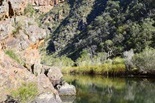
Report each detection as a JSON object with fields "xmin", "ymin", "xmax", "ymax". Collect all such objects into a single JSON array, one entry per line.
[
  {"xmin": 62, "ymin": 57, "xmax": 125, "ymax": 75},
  {"xmin": 61, "ymin": 49, "xmax": 155, "ymax": 77},
  {"xmin": 62, "ymin": 63, "xmax": 126, "ymax": 76},
  {"xmin": 62, "ymin": 65, "xmax": 155, "ymax": 77},
  {"xmin": 62, "ymin": 64, "xmax": 155, "ymax": 78}
]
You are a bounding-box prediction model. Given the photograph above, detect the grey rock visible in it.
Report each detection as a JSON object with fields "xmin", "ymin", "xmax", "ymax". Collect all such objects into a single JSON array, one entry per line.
[
  {"xmin": 32, "ymin": 93, "xmax": 62, "ymax": 103},
  {"xmin": 58, "ymin": 83, "xmax": 76, "ymax": 96},
  {"xmin": 46, "ymin": 66, "xmax": 63, "ymax": 87},
  {"xmin": 61, "ymin": 96, "xmax": 76, "ymax": 103}
]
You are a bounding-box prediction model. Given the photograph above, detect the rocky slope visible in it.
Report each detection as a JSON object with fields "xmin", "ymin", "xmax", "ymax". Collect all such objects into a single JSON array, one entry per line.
[
  {"xmin": 0, "ymin": 0, "xmax": 76, "ymax": 102},
  {"xmin": 0, "ymin": 0, "xmax": 65, "ymax": 20}
]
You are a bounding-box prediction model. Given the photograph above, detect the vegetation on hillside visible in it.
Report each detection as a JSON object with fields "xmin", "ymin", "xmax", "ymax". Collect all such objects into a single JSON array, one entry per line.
[
  {"xmin": 40, "ymin": 0, "xmax": 155, "ymax": 75},
  {"xmin": 5, "ymin": 49, "xmax": 24, "ymax": 65},
  {"xmin": 11, "ymin": 83, "xmax": 38, "ymax": 103},
  {"xmin": 132, "ymin": 48, "xmax": 155, "ymax": 73}
]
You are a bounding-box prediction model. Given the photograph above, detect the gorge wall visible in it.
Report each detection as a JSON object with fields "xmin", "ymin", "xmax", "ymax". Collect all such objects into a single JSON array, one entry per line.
[
  {"xmin": 0, "ymin": 0, "xmax": 76, "ymax": 102},
  {"xmin": 0, "ymin": 0, "xmax": 65, "ymax": 20}
]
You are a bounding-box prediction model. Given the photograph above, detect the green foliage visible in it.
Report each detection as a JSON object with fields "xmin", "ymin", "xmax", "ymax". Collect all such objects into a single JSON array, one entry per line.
[
  {"xmin": 11, "ymin": 83, "xmax": 38, "ymax": 103},
  {"xmin": 5, "ymin": 50, "xmax": 23, "ymax": 64},
  {"xmin": 12, "ymin": 22, "xmax": 22, "ymax": 37},
  {"xmin": 132, "ymin": 48, "xmax": 155, "ymax": 71},
  {"xmin": 76, "ymin": 50, "xmax": 108, "ymax": 66},
  {"xmin": 113, "ymin": 57, "xmax": 125, "ymax": 64},
  {"xmin": 60, "ymin": 56, "xmax": 74, "ymax": 67},
  {"xmin": 41, "ymin": 54, "xmax": 74, "ymax": 67},
  {"xmin": 24, "ymin": 4, "xmax": 35, "ymax": 17},
  {"xmin": 44, "ymin": 0, "xmax": 155, "ymax": 59},
  {"xmin": 62, "ymin": 57, "xmax": 125, "ymax": 75},
  {"xmin": 40, "ymin": 0, "xmax": 155, "ymax": 74},
  {"xmin": 76, "ymin": 50, "xmax": 91, "ymax": 66}
]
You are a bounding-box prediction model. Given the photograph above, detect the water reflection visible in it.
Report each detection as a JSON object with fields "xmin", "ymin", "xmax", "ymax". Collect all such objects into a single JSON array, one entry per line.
[
  {"xmin": 63, "ymin": 75, "xmax": 155, "ymax": 103},
  {"xmin": 61, "ymin": 96, "xmax": 76, "ymax": 103}
]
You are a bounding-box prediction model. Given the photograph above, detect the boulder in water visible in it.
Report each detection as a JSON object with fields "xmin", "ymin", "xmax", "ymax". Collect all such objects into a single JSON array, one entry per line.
[{"xmin": 58, "ymin": 83, "xmax": 76, "ymax": 96}]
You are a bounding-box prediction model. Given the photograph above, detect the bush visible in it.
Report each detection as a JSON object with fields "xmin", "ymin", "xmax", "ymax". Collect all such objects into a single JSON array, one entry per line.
[
  {"xmin": 11, "ymin": 83, "xmax": 38, "ymax": 103},
  {"xmin": 41, "ymin": 55, "xmax": 74, "ymax": 67},
  {"xmin": 123, "ymin": 49, "xmax": 135, "ymax": 71},
  {"xmin": 24, "ymin": 4, "xmax": 35, "ymax": 17},
  {"xmin": 76, "ymin": 50, "xmax": 108, "ymax": 66},
  {"xmin": 12, "ymin": 22, "xmax": 22, "ymax": 37},
  {"xmin": 5, "ymin": 50, "xmax": 23, "ymax": 64},
  {"xmin": 60, "ymin": 56, "xmax": 74, "ymax": 67},
  {"xmin": 112, "ymin": 57, "xmax": 125, "ymax": 64},
  {"xmin": 132, "ymin": 48, "xmax": 155, "ymax": 72},
  {"xmin": 76, "ymin": 50, "xmax": 92, "ymax": 66}
]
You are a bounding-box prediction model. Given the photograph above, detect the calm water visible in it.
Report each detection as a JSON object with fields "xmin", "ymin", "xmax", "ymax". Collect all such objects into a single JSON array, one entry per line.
[{"xmin": 63, "ymin": 75, "xmax": 155, "ymax": 103}]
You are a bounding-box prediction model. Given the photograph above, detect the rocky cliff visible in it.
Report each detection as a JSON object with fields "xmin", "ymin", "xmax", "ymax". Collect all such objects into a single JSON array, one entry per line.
[
  {"xmin": 0, "ymin": 0, "xmax": 65, "ymax": 20},
  {"xmin": 0, "ymin": 0, "xmax": 75, "ymax": 102}
]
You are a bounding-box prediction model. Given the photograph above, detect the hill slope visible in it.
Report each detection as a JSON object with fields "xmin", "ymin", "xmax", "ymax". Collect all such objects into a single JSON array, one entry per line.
[{"xmin": 41, "ymin": 0, "xmax": 155, "ymax": 61}]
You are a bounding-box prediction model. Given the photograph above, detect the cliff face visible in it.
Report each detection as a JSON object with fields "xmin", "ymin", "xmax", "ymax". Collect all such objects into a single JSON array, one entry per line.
[
  {"xmin": 0, "ymin": 0, "xmax": 65, "ymax": 20},
  {"xmin": 0, "ymin": 0, "xmax": 76, "ymax": 102},
  {"xmin": 28, "ymin": 0, "xmax": 64, "ymax": 6}
]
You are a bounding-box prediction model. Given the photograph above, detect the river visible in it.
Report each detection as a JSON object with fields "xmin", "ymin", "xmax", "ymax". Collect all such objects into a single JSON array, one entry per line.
[{"xmin": 62, "ymin": 74, "xmax": 155, "ymax": 103}]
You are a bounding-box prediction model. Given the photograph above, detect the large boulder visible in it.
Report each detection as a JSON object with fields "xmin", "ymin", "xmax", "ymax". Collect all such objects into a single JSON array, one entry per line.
[
  {"xmin": 37, "ymin": 74, "xmax": 58, "ymax": 95},
  {"xmin": 58, "ymin": 83, "xmax": 76, "ymax": 96},
  {"xmin": 46, "ymin": 66, "xmax": 63, "ymax": 87}
]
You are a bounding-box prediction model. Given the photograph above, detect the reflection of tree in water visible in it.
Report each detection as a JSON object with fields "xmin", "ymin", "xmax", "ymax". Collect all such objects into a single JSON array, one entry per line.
[{"xmin": 64, "ymin": 75, "xmax": 155, "ymax": 103}]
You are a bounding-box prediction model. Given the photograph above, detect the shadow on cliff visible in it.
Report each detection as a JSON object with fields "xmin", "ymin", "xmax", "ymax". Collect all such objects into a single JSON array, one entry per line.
[
  {"xmin": 56, "ymin": 0, "xmax": 108, "ymax": 60},
  {"xmin": 86, "ymin": 0, "xmax": 108, "ymax": 25},
  {"xmin": 46, "ymin": 0, "xmax": 82, "ymax": 54},
  {"xmin": 46, "ymin": 0, "xmax": 155, "ymax": 61}
]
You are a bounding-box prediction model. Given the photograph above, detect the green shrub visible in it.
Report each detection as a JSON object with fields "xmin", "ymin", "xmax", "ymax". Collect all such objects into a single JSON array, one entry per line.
[
  {"xmin": 76, "ymin": 50, "xmax": 92, "ymax": 66},
  {"xmin": 62, "ymin": 57, "xmax": 125, "ymax": 75},
  {"xmin": 112, "ymin": 57, "xmax": 124, "ymax": 64},
  {"xmin": 11, "ymin": 83, "xmax": 38, "ymax": 103},
  {"xmin": 24, "ymin": 4, "xmax": 35, "ymax": 17},
  {"xmin": 60, "ymin": 56, "xmax": 74, "ymax": 67},
  {"xmin": 76, "ymin": 50, "xmax": 109, "ymax": 67},
  {"xmin": 12, "ymin": 22, "xmax": 22, "ymax": 37},
  {"xmin": 41, "ymin": 54, "xmax": 74, "ymax": 67},
  {"xmin": 5, "ymin": 50, "xmax": 23, "ymax": 64},
  {"xmin": 132, "ymin": 48, "xmax": 155, "ymax": 71}
]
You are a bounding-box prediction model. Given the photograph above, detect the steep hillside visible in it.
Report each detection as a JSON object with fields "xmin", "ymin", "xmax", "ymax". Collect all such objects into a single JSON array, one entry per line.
[
  {"xmin": 42, "ymin": 0, "xmax": 155, "ymax": 61},
  {"xmin": 0, "ymin": 0, "xmax": 76, "ymax": 102}
]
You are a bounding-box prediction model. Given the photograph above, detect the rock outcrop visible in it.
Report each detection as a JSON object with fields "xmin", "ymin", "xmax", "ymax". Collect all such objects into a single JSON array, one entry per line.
[
  {"xmin": 0, "ymin": 0, "xmax": 26, "ymax": 20},
  {"xmin": 0, "ymin": 0, "xmax": 65, "ymax": 20},
  {"xmin": 0, "ymin": 47, "xmax": 61, "ymax": 101},
  {"xmin": 0, "ymin": 49, "xmax": 76, "ymax": 102},
  {"xmin": 0, "ymin": 50, "xmax": 35, "ymax": 101},
  {"xmin": 0, "ymin": 0, "xmax": 76, "ymax": 102}
]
